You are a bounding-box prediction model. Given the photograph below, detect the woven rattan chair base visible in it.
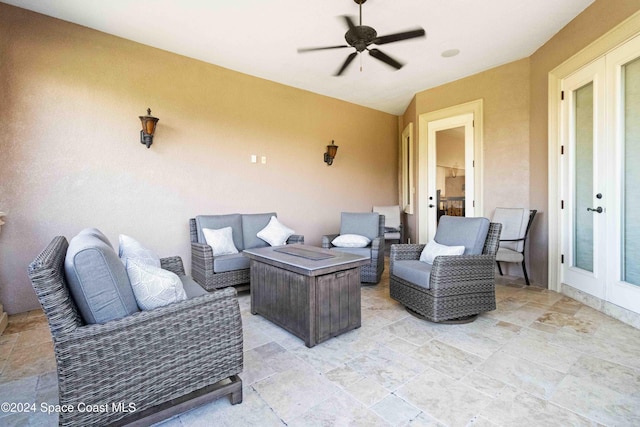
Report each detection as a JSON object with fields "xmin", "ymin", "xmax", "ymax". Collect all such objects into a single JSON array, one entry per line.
[{"xmin": 405, "ymin": 306, "xmax": 478, "ymax": 324}]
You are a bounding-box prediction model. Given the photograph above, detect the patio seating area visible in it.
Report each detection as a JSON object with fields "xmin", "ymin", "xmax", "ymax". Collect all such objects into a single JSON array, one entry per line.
[{"xmin": 2, "ymin": 261, "xmax": 639, "ymax": 426}]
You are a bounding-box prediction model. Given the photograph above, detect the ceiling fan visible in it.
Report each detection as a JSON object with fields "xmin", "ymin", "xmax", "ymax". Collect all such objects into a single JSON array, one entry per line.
[{"xmin": 298, "ymin": 0, "xmax": 426, "ymax": 76}]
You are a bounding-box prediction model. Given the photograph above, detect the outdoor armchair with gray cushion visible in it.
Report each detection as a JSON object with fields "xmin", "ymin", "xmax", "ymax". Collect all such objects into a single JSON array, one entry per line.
[
  {"xmin": 373, "ymin": 205, "xmax": 404, "ymax": 245},
  {"xmin": 389, "ymin": 216, "xmax": 502, "ymax": 322},
  {"xmin": 190, "ymin": 213, "xmax": 304, "ymax": 291},
  {"xmin": 492, "ymin": 208, "xmax": 537, "ymax": 286},
  {"xmin": 28, "ymin": 231, "xmax": 243, "ymax": 426},
  {"xmin": 322, "ymin": 212, "xmax": 385, "ymax": 284}
]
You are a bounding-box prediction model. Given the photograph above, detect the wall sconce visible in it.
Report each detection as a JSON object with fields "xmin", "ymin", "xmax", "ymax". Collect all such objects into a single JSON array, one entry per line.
[
  {"xmin": 324, "ymin": 140, "xmax": 339, "ymax": 166},
  {"xmin": 139, "ymin": 108, "xmax": 159, "ymax": 148}
]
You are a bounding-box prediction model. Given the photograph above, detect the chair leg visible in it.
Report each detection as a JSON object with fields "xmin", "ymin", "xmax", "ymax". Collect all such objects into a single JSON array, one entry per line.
[
  {"xmin": 496, "ymin": 261, "xmax": 503, "ymax": 276},
  {"xmin": 522, "ymin": 261, "xmax": 530, "ymax": 286}
]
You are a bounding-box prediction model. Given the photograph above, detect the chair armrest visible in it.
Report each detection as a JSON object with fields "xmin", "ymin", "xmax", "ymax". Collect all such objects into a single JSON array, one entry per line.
[
  {"xmin": 160, "ymin": 256, "xmax": 185, "ymax": 275},
  {"xmin": 370, "ymin": 236, "xmax": 384, "ymax": 251},
  {"xmin": 430, "ymin": 254, "xmax": 496, "ymax": 293},
  {"xmin": 322, "ymin": 234, "xmax": 339, "ymax": 249},
  {"xmin": 53, "ymin": 287, "xmax": 243, "ymax": 420},
  {"xmin": 390, "ymin": 244, "xmax": 425, "ymax": 262},
  {"xmin": 287, "ymin": 234, "xmax": 304, "ymax": 244},
  {"xmin": 191, "ymin": 242, "xmax": 215, "ymax": 286}
]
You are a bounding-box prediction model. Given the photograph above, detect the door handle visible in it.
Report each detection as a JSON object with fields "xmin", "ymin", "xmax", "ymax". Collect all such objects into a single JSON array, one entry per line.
[
  {"xmin": 587, "ymin": 207, "xmax": 603, "ymax": 213},
  {"xmin": 429, "ymin": 204, "xmax": 435, "ymax": 208}
]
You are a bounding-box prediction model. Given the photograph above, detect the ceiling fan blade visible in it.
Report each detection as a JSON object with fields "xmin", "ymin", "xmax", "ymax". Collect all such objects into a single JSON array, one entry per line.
[
  {"xmin": 342, "ymin": 15, "xmax": 357, "ymax": 32},
  {"xmin": 335, "ymin": 52, "xmax": 358, "ymax": 76},
  {"xmin": 373, "ymin": 28, "xmax": 426, "ymax": 45},
  {"xmin": 297, "ymin": 45, "xmax": 350, "ymax": 53},
  {"xmin": 368, "ymin": 48, "xmax": 404, "ymax": 70}
]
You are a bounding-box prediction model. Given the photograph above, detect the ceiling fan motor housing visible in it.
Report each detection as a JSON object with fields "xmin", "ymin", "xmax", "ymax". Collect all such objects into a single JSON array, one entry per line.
[{"xmin": 345, "ymin": 26, "xmax": 377, "ymax": 52}]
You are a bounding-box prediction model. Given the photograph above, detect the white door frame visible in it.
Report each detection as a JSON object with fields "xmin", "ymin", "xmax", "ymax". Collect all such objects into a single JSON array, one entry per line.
[
  {"xmin": 548, "ymin": 11, "xmax": 640, "ymax": 293},
  {"xmin": 418, "ymin": 99, "xmax": 484, "ymax": 244}
]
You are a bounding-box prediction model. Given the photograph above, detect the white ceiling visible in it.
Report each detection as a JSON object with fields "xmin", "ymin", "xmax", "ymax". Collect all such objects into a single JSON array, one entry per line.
[{"xmin": 3, "ymin": 0, "xmax": 595, "ymax": 115}]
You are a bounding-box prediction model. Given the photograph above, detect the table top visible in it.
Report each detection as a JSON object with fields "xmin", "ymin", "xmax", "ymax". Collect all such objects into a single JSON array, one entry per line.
[{"xmin": 243, "ymin": 244, "xmax": 369, "ymax": 276}]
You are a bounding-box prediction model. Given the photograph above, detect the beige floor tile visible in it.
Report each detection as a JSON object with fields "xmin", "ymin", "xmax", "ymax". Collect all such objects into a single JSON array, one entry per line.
[
  {"xmin": 481, "ymin": 385, "xmax": 597, "ymax": 427},
  {"xmin": 476, "ymin": 351, "xmax": 565, "ymax": 399},
  {"xmin": 395, "ymin": 367, "xmax": 492, "ymax": 427},
  {"xmin": 5, "ymin": 267, "xmax": 640, "ymax": 426}
]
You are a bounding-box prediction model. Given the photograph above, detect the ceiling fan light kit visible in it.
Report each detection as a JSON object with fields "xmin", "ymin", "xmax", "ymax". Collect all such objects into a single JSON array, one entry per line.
[{"xmin": 298, "ymin": 0, "xmax": 426, "ymax": 76}]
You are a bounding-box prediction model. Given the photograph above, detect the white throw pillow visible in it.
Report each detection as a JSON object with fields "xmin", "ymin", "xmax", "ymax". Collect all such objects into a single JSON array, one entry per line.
[
  {"xmin": 126, "ymin": 259, "xmax": 187, "ymax": 311},
  {"xmin": 119, "ymin": 234, "xmax": 161, "ymax": 267},
  {"xmin": 202, "ymin": 227, "xmax": 239, "ymax": 256},
  {"xmin": 257, "ymin": 216, "xmax": 295, "ymax": 246},
  {"xmin": 332, "ymin": 234, "xmax": 371, "ymax": 248},
  {"xmin": 420, "ymin": 240, "xmax": 465, "ymax": 264}
]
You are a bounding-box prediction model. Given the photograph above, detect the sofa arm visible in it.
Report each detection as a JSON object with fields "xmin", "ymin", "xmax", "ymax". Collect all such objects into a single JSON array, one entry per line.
[
  {"xmin": 287, "ymin": 234, "xmax": 305, "ymax": 244},
  {"xmin": 321, "ymin": 234, "xmax": 339, "ymax": 249},
  {"xmin": 54, "ymin": 287, "xmax": 243, "ymax": 426},
  {"xmin": 191, "ymin": 242, "xmax": 215, "ymax": 288},
  {"xmin": 429, "ymin": 254, "xmax": 496, "ymax": 295},
  {"xmin": 160, "ymin": 256, "xmax": 185, "ymax": 276}
]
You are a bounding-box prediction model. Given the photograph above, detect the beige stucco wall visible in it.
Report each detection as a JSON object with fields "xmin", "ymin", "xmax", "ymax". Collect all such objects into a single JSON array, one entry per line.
[{"xmin": 0, "ymin": 4, "xmax": 399, "ymax": 314}]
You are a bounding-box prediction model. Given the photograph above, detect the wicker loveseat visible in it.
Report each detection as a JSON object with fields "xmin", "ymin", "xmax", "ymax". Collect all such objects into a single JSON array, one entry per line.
[
  {"xmin": 389, "ymin": 216, "xmax": 502, "ymax": 323},
  {"xmin": 190, "ymin": 213, "xmax": 304, "ymax": 291},
  {"xmin": 28, "ymin": 231, "xmax": 243, "ymax": 426}
]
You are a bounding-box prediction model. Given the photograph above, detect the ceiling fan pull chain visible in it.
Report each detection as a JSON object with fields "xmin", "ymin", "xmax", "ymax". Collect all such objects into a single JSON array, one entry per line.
[{"xmin": 360, "ymin": 52, "xmax": 363, "ymax": 72}]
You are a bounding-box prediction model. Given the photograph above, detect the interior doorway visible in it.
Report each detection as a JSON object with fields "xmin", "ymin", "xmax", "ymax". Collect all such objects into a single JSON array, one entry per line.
[{"xmin": 418, "ymin": 100, "xmax": 483, "ymax": 243}]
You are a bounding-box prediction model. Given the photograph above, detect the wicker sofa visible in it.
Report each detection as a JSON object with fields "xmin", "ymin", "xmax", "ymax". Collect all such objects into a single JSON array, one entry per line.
[
  {"xmin": 190, "ymin": 213, "xmax": 304, "ymax": 291},
  {"xmin": 28, "ymin": 231, "xmax": 243, "ymax": 426}
]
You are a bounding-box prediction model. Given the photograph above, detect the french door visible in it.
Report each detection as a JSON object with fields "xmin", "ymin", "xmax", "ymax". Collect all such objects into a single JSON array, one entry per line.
[{"xmin": 561, "ymin": 35, "xmax": 640, "ymax": 314}]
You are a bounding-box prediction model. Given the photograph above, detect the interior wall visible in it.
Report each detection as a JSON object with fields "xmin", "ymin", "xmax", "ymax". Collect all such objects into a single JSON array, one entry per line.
[
  {"xmin": 528, "ymin": 0, "xmax": 640, "ymax": 287},
  {"xmin": 0, "ymin": 4, "xmax": 399, "ymax": 314},
  {"xmin": 409, "ymin": 59, "xmax": 530, "ymax": 278}
]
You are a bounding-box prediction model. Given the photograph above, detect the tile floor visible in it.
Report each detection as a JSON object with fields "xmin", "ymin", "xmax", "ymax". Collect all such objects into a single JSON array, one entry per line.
[{"xmin": 1, "ymin": 263, "xmax": 640, "ymax": 426}]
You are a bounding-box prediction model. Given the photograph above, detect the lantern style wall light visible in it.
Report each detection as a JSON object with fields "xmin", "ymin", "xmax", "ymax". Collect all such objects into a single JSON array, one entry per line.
[
  {"xmin": 139, "ymin": 108, "xmax": 159, "ymax": 148},
  {"xmin": 324, "ymin": 140, "xmax": 339, "ymax": 166}
]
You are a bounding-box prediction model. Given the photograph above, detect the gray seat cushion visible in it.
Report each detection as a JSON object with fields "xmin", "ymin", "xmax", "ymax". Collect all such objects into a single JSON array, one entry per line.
[
  {"xmin": 213, "ymin": 253, "xmax": 250, "ymax": 273},
  {"xmin": 392, "ymin": 260, "xmax": 432, "ymax": 289},
  {"xmin": 340, "ymin": 212, "xmax": 380, "ymax": 241},
  {"xmin": 179, "ymin": 275, "xmax": 209, "ymax": 299},
  {"xmin": 496, "ymin": 247, "xmax": 524, "ymax": 263},
  {"xmin": 242, "ymin": 213, "xmax": 276, "ymax": 250},
  {"xmin": 196, "ymin": 214, "xmax": 243, "ymax": 251},
  {"xmin": 434, "ymin": 216, "xmax": 490, "ymax": 255},
  {"xmin": 65, "ymin": 229, "xmax": 139, "ymax": 324}
]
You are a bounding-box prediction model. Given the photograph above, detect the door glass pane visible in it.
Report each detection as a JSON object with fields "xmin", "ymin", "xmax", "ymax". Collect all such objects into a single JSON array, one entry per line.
[
  {"xmin": 623, "ymin": 57, "xmax": 640, "ymax": 286},
  {"xmin": 574, "ymin": 82, "xmax": 594, "ymax": 272},
  {"xmin": 436, "ymin": 127, "xmax": 465, "ymax": 223}
]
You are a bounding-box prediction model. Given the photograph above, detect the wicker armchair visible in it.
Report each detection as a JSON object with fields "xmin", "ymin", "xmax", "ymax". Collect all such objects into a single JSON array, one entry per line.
[
  {"xmin": 390, "ymin": 217, "xmax": 502, "ymax": 323},
  {"xmin": 28, "ymin": 236, "xmax": 243, "ymax": 426},
  {"xmin": 322, "ymin": 212, "xmax": 385, "ymax": 284}
]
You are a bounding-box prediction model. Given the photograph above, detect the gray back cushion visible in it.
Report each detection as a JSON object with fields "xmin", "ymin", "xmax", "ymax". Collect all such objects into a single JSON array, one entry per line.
[
  {"xmin": 242, "ymin": 213, "xmax": 276, "ymax": 250},
  {"xmin": 64, "ymin": 230, "xmax": 139, "ymax": 324},
  {"xmin": 78, "ymin": 227, "xmax": 113, "ymax": 248},
  {"xmin": 196, "ymin": 214, "xmax": 244, "ymax": 250},
  {"xmin": 340, "ymin": 212, "xmax": 380, "ymax": 241},
  {"xmin": 434, "ymin": 216, "xmax": 490, "ymax": 255}
]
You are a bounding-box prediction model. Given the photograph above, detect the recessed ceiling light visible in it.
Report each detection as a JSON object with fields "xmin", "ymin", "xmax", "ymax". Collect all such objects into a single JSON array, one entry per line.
[{"xmin": 441, "ymin": 49, "xmax": 460, "ymax": 58}]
